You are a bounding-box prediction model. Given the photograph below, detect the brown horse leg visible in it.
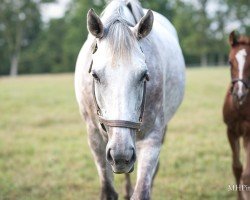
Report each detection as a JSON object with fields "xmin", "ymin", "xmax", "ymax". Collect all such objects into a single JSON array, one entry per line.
[
  {"xmin": 124, "ymin": 173, "xmax": 133, "ymax": 200},
  {"xmin": 241, "ymin": 134, "xmax": 250, "ymax": 200},
  {"xmin": 227, "ymin": 127, "xmax": 243, "ymax": 200}
]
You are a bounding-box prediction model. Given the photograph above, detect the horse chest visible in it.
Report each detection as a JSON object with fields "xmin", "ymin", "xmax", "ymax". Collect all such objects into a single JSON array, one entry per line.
[
  {"xmin": 228, "ymin": 109, "xmax": 250, "ymax": 136},
  {"xmin": 232, "ymin": 120, "xmax": 250, "ymax": 136},
  {"xmin": 224, "ymin": 92, "xmax": 250, "ymax": 122},
  {"xmin": 231, "ymin": 110, "xmax": 250, "ymax": 123}
]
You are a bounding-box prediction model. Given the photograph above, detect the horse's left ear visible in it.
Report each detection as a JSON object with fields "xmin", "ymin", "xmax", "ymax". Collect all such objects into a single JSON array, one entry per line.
[
  {"xmin": 87, "ymin": 9, "xmax": 104, "ymax": 38},
  {"xmin": 133, "ymin": 10, "xmax": 154, "ymax": 40},
  {"xmin": 229, "ymin": 31, "xmax": 238, "ymax": 46}
]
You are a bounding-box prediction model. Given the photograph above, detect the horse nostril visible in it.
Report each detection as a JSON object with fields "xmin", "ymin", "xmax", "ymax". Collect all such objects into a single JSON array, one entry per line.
[
  {"xmin": 106, "ymin": 148, "xmax": 113, "ymax": 164},
  {"xmin": 124, "ymin": 148, "xmax": 136, "ymax": 165},
  {"xmin": 106, "ymin": 147, "xmax": 136, "ymax": 165},
  {"xmin": 131, "ymin": 148, "xmax": 136, "ymax": 163}
]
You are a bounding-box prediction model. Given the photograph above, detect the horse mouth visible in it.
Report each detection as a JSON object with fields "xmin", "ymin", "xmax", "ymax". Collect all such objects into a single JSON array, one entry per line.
[{"xmin": 111, "ymin": 164, "xmax": 134, "ymax": 174}]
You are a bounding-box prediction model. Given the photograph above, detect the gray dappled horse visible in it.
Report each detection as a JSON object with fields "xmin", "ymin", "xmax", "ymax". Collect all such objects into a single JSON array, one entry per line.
[{"xmin": 75, "ymin": 0, "xmax": 185, "ymax": 199}]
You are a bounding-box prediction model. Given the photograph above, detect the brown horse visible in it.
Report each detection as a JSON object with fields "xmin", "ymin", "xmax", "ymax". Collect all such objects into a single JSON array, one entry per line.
[{"xmin": 223, "ymin": 31, "xmax": 250, "ymax": 200}]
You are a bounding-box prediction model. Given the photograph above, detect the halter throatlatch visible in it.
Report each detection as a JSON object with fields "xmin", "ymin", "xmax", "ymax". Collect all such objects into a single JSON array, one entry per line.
[{"xmin": 89, "ymin": 42, "xmax": 148, "ymax": 132}]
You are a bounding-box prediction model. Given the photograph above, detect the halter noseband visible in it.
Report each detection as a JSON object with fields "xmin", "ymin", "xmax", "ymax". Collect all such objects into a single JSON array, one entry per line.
[
  {"xmin": 89, "ymin": 42, "xmax": 149, "ymax": 133},
  {"xmin": 231, "ymin": 78, "xmax": 250, "ymax": 93}
]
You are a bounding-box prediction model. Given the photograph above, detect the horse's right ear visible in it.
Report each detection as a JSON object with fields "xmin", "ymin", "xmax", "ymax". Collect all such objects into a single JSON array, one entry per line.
[
  {"xmin": 229, "ymin": 31, "xmax": 238, "ymax": 46},
  {"xmin": 133, "ymin": 10, "xmax": 154, "ymax": 40},
  {"xmin": 87, "ymin": 9, "xmax": 104, "ymax": 38}
]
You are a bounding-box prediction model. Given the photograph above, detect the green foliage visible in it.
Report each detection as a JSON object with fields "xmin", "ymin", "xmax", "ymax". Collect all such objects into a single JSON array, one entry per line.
[
  {"xmin": 0, "ymin": 0, "xmax": 249, "ymax": 75},
  {"xmin": 0, "ymin": 0, "xmax": 43, "ymax": 75},
  {"xmin": 142, "ymin": 0, "xmax": 175, "ymax": 21},
  {"xmin": 173, "ymin": 2, "xmax": 200, "ymax": 55},
  {"xmin": 19, "ymin": 0, "xmax": 106, "ymax": 74},
  {"xmin": 20, "ymin": 18, "xmax": 67, "ymax": 73},
  {"xmin": 225, "ymin": 0, "xmax": 250, "ymax": 33}
]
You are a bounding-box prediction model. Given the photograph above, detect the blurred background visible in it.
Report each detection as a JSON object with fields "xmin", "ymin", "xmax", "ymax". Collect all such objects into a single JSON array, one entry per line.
[
  {"xmin": 0, "ymin": 0, "xmax": 249, "ymax": 76},
  {"xmin": 0, "ymin": 1, "xmax": 250, "ymax": 199}
]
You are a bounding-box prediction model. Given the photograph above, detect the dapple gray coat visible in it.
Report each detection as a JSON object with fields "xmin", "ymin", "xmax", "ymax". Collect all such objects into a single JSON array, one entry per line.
[{"xmin": 75, "ymin": 0, "xmax": 185, "ymax": 199}]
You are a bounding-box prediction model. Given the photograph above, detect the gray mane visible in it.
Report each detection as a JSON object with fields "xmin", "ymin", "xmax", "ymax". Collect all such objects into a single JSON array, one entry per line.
[{"xmin": 100, "ymin": 0, "xmax": 144, "ymax": 66}]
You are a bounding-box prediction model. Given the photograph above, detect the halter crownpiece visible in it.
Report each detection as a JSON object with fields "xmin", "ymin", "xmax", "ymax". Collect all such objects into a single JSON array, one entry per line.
[{"xmin": 89, "ymin": 41, "xmax": 148, "ymax": 133}]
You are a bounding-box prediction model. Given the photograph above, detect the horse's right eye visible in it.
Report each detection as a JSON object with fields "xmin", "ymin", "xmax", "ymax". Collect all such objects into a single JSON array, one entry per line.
[
  {"xmin": 228, "ymin": 60, "xmax": 232, "ymax": 66},
  {"xmin": 92, "ymin": 72, "xmax": 100, "ymax": 82},
  {"xmin": 140, "ymin": 71, "xmax": 150, "ymax": 82}
]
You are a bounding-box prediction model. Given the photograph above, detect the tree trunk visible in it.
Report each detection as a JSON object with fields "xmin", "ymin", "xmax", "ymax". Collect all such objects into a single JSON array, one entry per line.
[
  {"xmin": 10, "ymin": 53, "xmax": 19, "ymax": 77},
  {"xmin": 201, "ymin": 53, "xmax": 208, "ymax": 67}
]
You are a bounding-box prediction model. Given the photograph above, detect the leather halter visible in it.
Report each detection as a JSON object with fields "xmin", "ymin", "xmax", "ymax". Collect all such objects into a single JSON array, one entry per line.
[
  {"xmin": 89, "ymin": 42, "xmax": 149, "ymax": 132},
  {"xmin": 230, "ymin": 78, "xmax": 250, "ymax": 93}
]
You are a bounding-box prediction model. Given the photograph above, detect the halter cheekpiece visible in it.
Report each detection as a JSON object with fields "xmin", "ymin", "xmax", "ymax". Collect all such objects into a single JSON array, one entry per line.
[{"xmin": 88, "ymin": 41, "xmax": 149, "ymax": 133}]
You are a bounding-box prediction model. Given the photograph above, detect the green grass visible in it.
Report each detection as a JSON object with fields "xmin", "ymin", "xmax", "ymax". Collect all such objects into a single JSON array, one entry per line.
[{"xmin": 0, "ymin": 68, "xmax": 238, "ymax": 199}]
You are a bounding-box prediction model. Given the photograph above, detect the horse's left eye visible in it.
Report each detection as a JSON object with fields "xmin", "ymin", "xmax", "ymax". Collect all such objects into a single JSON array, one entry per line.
[
  {"xmin": 92, "ymin": 71, "xmax": 100, "ymax": 82},
  {"xmin": 140, "ymin": 71, "xmax": 149, "ymax": 82}
]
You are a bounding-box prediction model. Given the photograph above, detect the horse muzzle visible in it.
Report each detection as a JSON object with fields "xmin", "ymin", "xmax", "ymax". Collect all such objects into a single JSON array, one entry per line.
[
  {"xmin": 106, "ymin": 146, "xmax": 136, "ymax": 174},
  {"xmin": 231, "ymin": 79, "xmax": 249, "ymax": 105}
]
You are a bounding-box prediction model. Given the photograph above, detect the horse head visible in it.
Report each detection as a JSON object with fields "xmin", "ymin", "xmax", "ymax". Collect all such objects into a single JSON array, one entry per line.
[
  {"xmin": 229, "ymin": 31, "xmax": 250, "ymax": 106},
  {"xmin": 87, "ymin": 8, "xmax": 153, "ymax": 173}
]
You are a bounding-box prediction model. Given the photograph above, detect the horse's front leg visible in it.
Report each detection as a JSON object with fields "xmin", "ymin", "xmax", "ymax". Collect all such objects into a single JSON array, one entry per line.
[
  {"xmin": 227, "ymin": 126, "xmax": 243, "ymax": 200},
  {"xmin": 241, "ymin": 133, "xmax": 250, "ymax": 200},
  {"xmin": 131, "ymin": 132, "xmax": 164, "ymax": 200},
  {"xmin": 87, "ymin": 126, "xmax": 118, "ymax": 200},
  {"xmin": 124, "ymin": 173, "xmax": 133, "ymax": 200}
]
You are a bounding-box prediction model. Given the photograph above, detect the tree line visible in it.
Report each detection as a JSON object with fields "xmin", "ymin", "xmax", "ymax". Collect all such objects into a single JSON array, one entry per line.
[{"xmin": 0, "ymin": 0, "xmax": 249, "ymax": 76}]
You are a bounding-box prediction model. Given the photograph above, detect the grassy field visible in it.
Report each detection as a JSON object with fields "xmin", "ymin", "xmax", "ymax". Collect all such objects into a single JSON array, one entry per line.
[{"xmin": 0, "ymin": 67, "xmax": 240, "ymax": 200}]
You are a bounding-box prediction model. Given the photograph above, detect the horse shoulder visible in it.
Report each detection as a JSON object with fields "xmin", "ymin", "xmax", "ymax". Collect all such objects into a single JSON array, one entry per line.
[
  {"xmin": 223, "ymin": 88, "xmax": 238, "ymax": 125},
  {"xmin": 147, "ymin": 14, "xmax": 185, "ymax": 124}
]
